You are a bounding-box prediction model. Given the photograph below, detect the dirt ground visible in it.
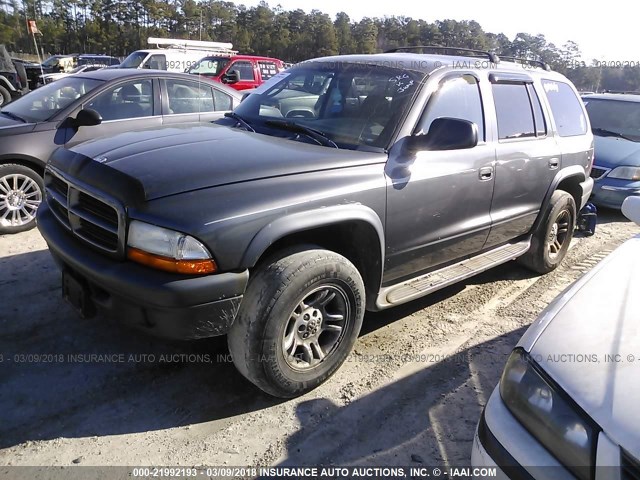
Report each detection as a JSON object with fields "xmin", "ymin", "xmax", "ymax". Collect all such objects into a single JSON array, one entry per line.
[{"xmin": 0, "ymin": 209, "xmax": 637, "ymax": 475}]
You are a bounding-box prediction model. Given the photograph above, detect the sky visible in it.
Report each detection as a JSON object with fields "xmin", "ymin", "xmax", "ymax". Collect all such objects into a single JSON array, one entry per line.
[{"xmin": 232, "ymin": 0, "xmax": 638, "ymax": 63}]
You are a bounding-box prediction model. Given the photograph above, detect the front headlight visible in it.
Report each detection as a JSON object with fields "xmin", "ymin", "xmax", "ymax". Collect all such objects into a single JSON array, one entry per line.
[
  {"xmin": 500, "ymin": 349, "xmax": 598, "ymax": 480},
  {"xmin": 607, "ymin": 166, "xmax": 640, "ymax": 181},
  {"xmin": 126, "ymin": 220, "xmax": 217, "ymax": 274}
]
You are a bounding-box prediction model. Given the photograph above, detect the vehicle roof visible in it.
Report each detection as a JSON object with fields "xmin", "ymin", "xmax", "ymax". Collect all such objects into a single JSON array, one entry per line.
[
  {"xmin": 72, "ymin": 68, "xmax": 243, "ymax": 98},
  {"xmin": 200, "ymin": 54, "xmax": 283, "ymax": 63},
  {"xmin": 303, "ymin": 53, "xmax": 566, "ymax": 79},
  {"xmin": 582, "ymin": 93, "xmax": 640, "ymax": 103}
]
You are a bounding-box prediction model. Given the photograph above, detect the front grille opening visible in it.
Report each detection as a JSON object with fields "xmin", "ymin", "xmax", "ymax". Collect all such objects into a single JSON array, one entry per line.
[
  {"xmin": 590, "ymin": 167, "xmax": 608, "ymax": 180},
  {"xmin": 77, "ymin": 217, "xmax": 119, "ymax": 251},
  {"xmin": 77, "ymin": 192, "xmax": 119, "ymax": 228},
  {"xmin": 48, "ymin": 175, "xmax": 69, "ymax": 200}
]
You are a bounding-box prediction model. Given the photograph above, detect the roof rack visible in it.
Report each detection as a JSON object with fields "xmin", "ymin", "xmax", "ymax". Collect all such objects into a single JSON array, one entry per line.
[
  {"xmin": 384, "ymin": 45, "xmax": 500, "ymax": 64},
  {"xmin": 147, "ymin": 37, "xmax": 237, "ymax": 55},
  {"xmin": 498, "ymin": 55, "xmax": 551, "ymax": 71}
]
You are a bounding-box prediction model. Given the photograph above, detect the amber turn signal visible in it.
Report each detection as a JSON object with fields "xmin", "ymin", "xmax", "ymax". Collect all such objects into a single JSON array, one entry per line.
[{"xmin": 127, "ymin": 247, "xmax": 217, "ymax": 274}]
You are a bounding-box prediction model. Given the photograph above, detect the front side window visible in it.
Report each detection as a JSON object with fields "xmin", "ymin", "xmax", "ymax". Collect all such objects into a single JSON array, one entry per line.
[
  {"xmin": 492, "ymin": 83, "xmax": 536, "ymax": 140},
  {"xmin": 119, "ymin": 51, "xmax": 148, "ymax": 69},
  {"xmin": 187, "ymin": 57, "xmax": 230, "ymax": 76},
  {"xmin": 417, "ymin": 74, "xmax": 485, "ymax": 140},
  {"xmin": 145, "ymin": 54, "xmax": 166, "ymax": 70},
  {"xmin": 542, "ymin": 80, "xmax": 587, "ymax": 137},
  {"xmin": 228, "ymin": 61, "xmax": 255, "ymax": 81},
  {"xmin": 232, "ymin": 63, "xmax": 424, "ymax": 150},
  {"xmin": 0, "ymin": 76, "xmax": 103, "ymax": 122},
  {"xmin": 165, "ymin": 80, "xmax": 214, "ymax": 114},
  {"xmin": 85, "ymin": 79, "xmax": 154, "ymax": 121}
]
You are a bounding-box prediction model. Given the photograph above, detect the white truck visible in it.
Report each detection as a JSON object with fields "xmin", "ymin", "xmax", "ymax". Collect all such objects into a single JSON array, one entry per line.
[{"xmin": 118, "ymin": 38, "xmax": 236, "ymax": 72}]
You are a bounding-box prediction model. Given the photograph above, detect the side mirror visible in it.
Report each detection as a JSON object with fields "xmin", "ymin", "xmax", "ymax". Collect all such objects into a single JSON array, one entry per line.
[
  {"xmin": 223, "ymin": 70, "xmax": 239, "ymax": 84},
  {"xmin": 405, "ymin": 117, "xmax": 478, "ymax": 152},
  {"xmin": 74, "ymin": 108, "xmax": 102, "ymax": 127}
]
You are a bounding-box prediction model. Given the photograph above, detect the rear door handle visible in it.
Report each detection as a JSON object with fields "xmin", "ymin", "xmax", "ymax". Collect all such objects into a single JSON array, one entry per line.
[
  {"xmin": 479, "ymin": 166, "xmax": 493, "ymax": 181},
  {"xmin": 549, "ymin": 158, "xmax": 560, "ymax": 170}
]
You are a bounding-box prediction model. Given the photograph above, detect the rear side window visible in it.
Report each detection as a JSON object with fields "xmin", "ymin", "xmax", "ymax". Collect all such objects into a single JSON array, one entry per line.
[
  {"xmin": 492, "ymin": 83, "xmax": 536, "ymax": 139},
  {"xmin": 542, "ymin": 80, "xmax": 587, "ymax": 137},
  {"xmin": 258, "ymin": 61, "xmax": 279, "ymax": 80}
]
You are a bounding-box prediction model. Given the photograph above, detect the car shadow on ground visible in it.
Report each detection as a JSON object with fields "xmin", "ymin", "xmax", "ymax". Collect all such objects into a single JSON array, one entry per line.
[
  {"xmin": 592, "ymin": 206, "xmax": 628, "ymax": 225},
  {"xmin": 0, "ymin": 249, "xmax": 285, "ymax": 449},
  {"xmin": 280, "ymin": 326, "xmax": 527, "ymax": 468}
]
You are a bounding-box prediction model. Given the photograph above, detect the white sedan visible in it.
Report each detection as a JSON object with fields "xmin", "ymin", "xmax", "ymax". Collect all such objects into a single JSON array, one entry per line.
[
  {"xmin": 38, "ymin": 64, "xmax": 105, "ymax": 86},
  {"xmin": 472, "ymin": 196, "xmax": 640, "ymax": 480}
]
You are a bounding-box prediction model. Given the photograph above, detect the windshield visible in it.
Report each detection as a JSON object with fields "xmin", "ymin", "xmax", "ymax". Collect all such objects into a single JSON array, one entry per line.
[
  {"xmin": 187, "ymin": 57, "xmax": 230, "ymax": 76},
  {"xmin": 1, "ymin": 76, "xmax": 103, "ymax": 122},
  {"xmin": 41, "ymin": 56, "xmax": 63, "ymax": 68},
  {"xmin": 119, "ymin": 51, "xmax": 148, "ymax": 69},
  {"xmin": 584, "ymin": 98, "xmax": 640, "ymax": 142},
  {"xmin": 232, "ymin": 62, "xmax": 424, "ymax": 150}
]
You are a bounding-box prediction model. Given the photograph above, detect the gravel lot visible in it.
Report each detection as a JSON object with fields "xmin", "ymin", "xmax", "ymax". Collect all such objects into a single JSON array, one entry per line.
[{"xmin": 0, "ymin": 209, "xmax": 638, "ymax": 473}]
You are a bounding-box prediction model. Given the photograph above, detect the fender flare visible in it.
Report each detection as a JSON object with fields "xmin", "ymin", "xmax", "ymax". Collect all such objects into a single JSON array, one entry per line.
[
  {"xmin": 0, "ymin": 76, "xmax": 17, "ymax": 92},
  {"xmin": 532, "ymin": 165, "xmax": 586, "ymax": 232},
  {"xmin": 240, "ymin": 203, "xmax": 385, "ymax": 280}
]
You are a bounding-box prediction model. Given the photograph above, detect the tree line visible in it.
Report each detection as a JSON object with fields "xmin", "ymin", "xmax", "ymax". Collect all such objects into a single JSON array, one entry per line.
[{"xmin": 0, "ymin": 0, "xmax": 638, "ymax": 91}]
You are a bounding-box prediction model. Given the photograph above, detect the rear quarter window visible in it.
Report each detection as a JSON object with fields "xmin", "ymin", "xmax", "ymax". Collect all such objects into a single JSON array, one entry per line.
[{"xmin": 542, "ymin": 80, "xmax": 588, "ymax": 137}]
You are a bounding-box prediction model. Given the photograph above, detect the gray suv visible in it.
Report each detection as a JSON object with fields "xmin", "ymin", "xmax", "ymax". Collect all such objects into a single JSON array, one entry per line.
[{"xmin": 37, "ymin": 48, "xmax": 594, "ymax": 398}]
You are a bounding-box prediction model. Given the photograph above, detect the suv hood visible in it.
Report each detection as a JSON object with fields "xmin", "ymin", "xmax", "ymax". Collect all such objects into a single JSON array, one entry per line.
[
  {"xmin": 593, "ymin": 135, "xmax": 640, "ymax": 168},
  {"xmin": 59, "ymin": 123, "xmax": 385, "ymax": 201},
  {"xmin": 519, "ymin": 236, "xmax": 640, "ymax": 458}
]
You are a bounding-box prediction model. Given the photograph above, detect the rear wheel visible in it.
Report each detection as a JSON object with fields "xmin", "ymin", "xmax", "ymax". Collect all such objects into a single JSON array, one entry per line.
[
  {"xmin": 519, "ymin": 190, "xmax": 576, "ymax": 274},
  {"xmin": 0, "ymin": 164, "xmax": 44, "ymax": 234},
  {"xmin": 228, "ymin": 247, "xmax": 365, "ymax": 398}
]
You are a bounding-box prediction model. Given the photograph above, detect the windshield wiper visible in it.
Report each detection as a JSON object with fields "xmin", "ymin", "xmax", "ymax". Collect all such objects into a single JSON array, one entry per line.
[
  {"xmin": 592, "ymin": 127, "xmax": 635, "ymax": 141},
  {"xmin": 0, "ymin": 111, "xmax": 26, "ymax": 123},
  {"xmin": 224, "ymin": 112, "xmax": 255, "ymax": 132},
  {"xmin": 265, "ymin": 120, "xmax": 338, "ymax": 148}
]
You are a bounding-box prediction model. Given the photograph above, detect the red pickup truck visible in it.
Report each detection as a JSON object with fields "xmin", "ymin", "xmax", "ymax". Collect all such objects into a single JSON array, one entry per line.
[{"xmin": 187, "ymin": 55, "xmax": 285, "ymax": 91}]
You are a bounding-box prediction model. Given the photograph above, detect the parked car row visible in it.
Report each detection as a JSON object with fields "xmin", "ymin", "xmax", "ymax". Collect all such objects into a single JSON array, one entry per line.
[{"xmin": 0, "ymin": 69, "xmax": 243, "ymax": 233}]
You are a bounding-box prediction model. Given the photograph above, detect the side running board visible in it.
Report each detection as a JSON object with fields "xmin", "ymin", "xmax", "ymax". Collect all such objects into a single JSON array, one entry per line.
[{"xmin": 376, "ymin": 238, "xmax": 531, "ymax": 309}]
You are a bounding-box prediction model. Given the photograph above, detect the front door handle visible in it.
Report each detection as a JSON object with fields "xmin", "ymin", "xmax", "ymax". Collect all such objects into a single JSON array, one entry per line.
[
  {"xmin": 549, "ymin": 158, "xmax": 560, "ymax": 170},
  {"xmin": 479, "ymin": 166, "xmax": 493, "ymax": 181}
]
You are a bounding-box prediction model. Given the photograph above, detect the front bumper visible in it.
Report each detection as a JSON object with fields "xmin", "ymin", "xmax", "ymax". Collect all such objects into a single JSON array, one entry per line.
[
  {"xmin": 472, "ymin": 388, "xmax": 576, "ymax": 480},
  {"xmin": 37, "ymin": 203, "xmax": 249, "ymax": 340},
  {"xmin": 473, "ymin": 387, "xmax": 628, "ymax": 480},
  {"xmin": 590, "ymin": 179, "xmax": 640, "ymax": 209}
]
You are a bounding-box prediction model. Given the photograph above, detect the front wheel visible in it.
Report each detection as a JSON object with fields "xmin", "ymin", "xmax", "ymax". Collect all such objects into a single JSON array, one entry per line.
[
  {"xmin": 519, "ymin": 190, "xmax": 576, "ymax": 274},
  {"xmin": 227, "ymin": 247, "xmax": 365, "ymax": 398},
  {"xmin": 0, "ymin": 164, "xmax": 44, "ymax": 234}
]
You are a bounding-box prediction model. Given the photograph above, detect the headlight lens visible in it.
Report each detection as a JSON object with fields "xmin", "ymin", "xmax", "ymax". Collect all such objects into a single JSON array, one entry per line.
[
  {"xmin": 500, "ymin": 349, "xmax": 597, "ymax": 480},
  {"xmin": 607, "ymin": 166, "xmax": 640, "ymax": 181},
  {"xmin": 127, "ymin": 220, "xmax": 216, "ymax": 274}
]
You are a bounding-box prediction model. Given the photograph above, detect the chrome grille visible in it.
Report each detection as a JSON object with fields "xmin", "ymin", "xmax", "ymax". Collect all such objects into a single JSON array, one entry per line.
[
  {"xmin": 622, "ymin": 450, "xmax": 640, "ymax": 480},
  {"xmin": 44, "ymin": 169, "xmax": 122, "ymax": 255},
  {"xmin": 590, "ymin": 166, "xmax": 610, "ymax": 180}
]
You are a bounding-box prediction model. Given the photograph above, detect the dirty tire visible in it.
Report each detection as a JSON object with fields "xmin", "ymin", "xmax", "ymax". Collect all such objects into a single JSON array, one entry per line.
[
  {"xmin": 519, "ymin": 190, "xmax": 576, "ymax": 274},
  {"xmin": 0, "ymin": 85, "xmax": 11, "ymax": 107},
  {"xmin": 0, "ymin": 164, "xmax": 44, "ymax": 234},
  {"xmin": 227, "ymin": 247, "xmax": 365, "ymax": 398}
]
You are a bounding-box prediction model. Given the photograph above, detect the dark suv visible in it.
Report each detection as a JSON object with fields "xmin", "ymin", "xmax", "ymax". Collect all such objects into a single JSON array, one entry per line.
[{"xmin": 37, "ymin": 48, "xmax": 594, "ymax": 398}]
